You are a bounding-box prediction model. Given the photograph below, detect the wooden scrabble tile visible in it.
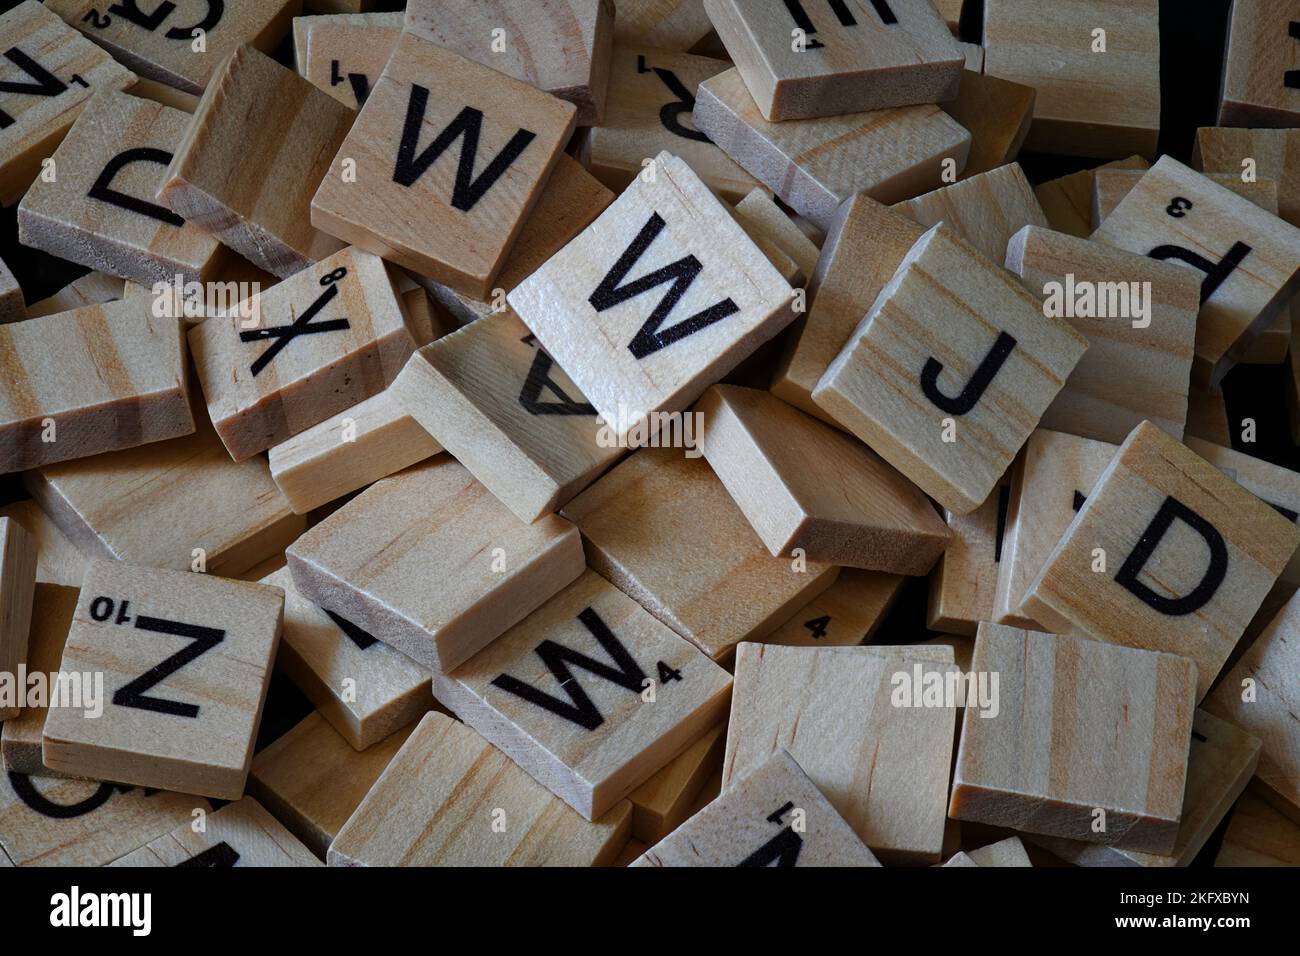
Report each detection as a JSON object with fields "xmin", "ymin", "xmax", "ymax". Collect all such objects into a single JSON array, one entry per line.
[
  {"xmin": 428, "ymin": 155, "xmax": 615, "ymax": 325},
  {"xmin": 0, "ymin": 501, "xmax": 87, "ymax": 588},
  {"xmin": 627, "ymin": 722, "xmax": 724, "ymax": 843},
  {"xmin": 588, "ymin": 46, "xmax": 760, "ymax": 206},
  {"xmin": 122, "ymin": 261, "xmax": 280, "ymax": 329},
  {"xmin": 698, "ymin": 385, "xmax": 950, "ymax": 572},
  {"xmin": 310, "ymin": 32, "xmax": 577, "ymax": 299},
  {"xmin": 742, "ymin": 228, "xmax": 803, "ymax": 288},
  {"xmin": 0, "ymin": 584, "xmax": 78, "ymax": 775},
  {"xmin": 994, "ymin": 430, "xmax": 1117, "ymax": 634},
  {"xmin": 434, "ymin": 570, "xmax": 732, "ymax": 819},
  {"xmin": 694, "ymin": 67, "xmax": 971, "ymax": 230},
  {"xmin": 0, "ymin": 255, "xmax": 22, "ymax": 323},
  {"xmin": 959, "ymin": 42, "xmax": 983, "ymax": 72},
  {"xmin": 704, "ymin": 0, "xmax": 963, "ymax": 121},
  {"xmin": 0, "ymin": 2, "xmax": 136, "ymax": 206},
  {"xmin": 1094, "ymin": 169, "xmax": 1279, "ymax": 227},
  {"xmin": 288, "ymin": 458, "xmax": 585, "ymax": 674},
  {"xmin": 110, "ymin": 796, "xmax": 319, "ymax": 867},
  {"xmin": 189, "ymin": 247, "xmax": 417, "ymax": 461},
  {"xmin": 18, "ymin": 90, "xmax": 226, "ymax": 285},
  {"xmin": 250, "ymin": 712, "xmax": 415, "ymax": 859},
  {"xmin": 295, "ymin": 13, "xmax": 402, "ymax": 109},
  {"xmin": 328, "ymin": 711, "xmax": 632, "ymax": 866},
  {"xmin": 1186, "ymin": 382, "xmax": 1232, "ymax": 447},
  {"xmin": 982, "ymin": 0, "xmax": 1160, "ymax": 159},
  {"xmin": 724, "ymin": 642, "xmax": 956, "ymax": 864},
  {"xmin": 45, "ymin": 0, "xmax": 298, "ymax": 95},
  {"xmin": 944, "ymin": 836, "xmax": 1032, "ymax": 867},
  {"xmin": 41, "ymin": 561, "xmax": 284, "ymax": 799},
  {"xmin": 405, "ymin": 0, "xmax": 614, "ymax": 126},
  {"xmin": 1215, "ymin": 791, "xmax": 1300, "ymax": 866},
  {"xmin": 268, "ymin": 389, "xmax": 444, "ymax": 516},
  {"xmin": 127, "ymin": 76, "xmax": 199, "ymax": 112},
  {"xmin": 158, "ymin": 46, "xmax": 352, "ymax": 279},
  {"xmin": 612, "ymin": 838, "xmax": 647, "ymax": 866},
  {"xmin": 950, "ymin": 622, "xmax": 1196, "ymax": 853},
  {"xmin": 926, "ymin": 481, "xmax": 1009, "ymax": 635},
  {"xmin": 962, "ymin": 836, "xmax": 1032, "ymax": 867},
  {"xmin": 919, "ymin": 635, "xmax": 976, "ymax": 679},
  {"xmin": 772, "ymin": 192, "xmax": 924, "ymax": 420},
  {"xmin": 613, "ymin": 0, "xmax": 713, "ymax": 51},
  {"xmin": 934, "ymin": 0, "xmax": 964, "ymax": 32},
  {"xmin": 1034, "ymin": 155, "xmax": 1149, "ymax": 238},
  {"xmin": 940, "ymin": 71, "xmax": 1035, "ymax": 180},
  {"xmin": 400, "ymin": 287, "xmax": 456, "ymax": 348},
  {"xmin": 0, "ymin": 517, "xmax": 36, "ymax": 723},
  {"xmin": 562, "ymin": 447, "xmax": 839, "ymax": 663},
  {"xmin": 634, "ymin": 747, "xmax": 879, "ymax": 866},
  {"xmin": 1023, "ymin": 421, "xmax": 1300, "ymax": 701},
  {"xmin": 24, "ymin": 271, "xmax": 123, "ymax": 318},
  {"xmin": 508, "ymin": 151, "xmax": 795, "ymax": 440},
  {"xmin": 24, "ymin": 405, "xmax": 304, "ymax": 578},
  {"xmin": 895, "ymin": 162, "xmax": 1048, "ymax": 263},
  {"xmin": 688, "ymin": 762, "xmax": 723, "ymax": 808},
  {"xmin": 1194, "ymin": 126, "xmax": 1300, "ymax": 227},
  {"xmin": 1219, "ymin": 0, "xmax": 1300, "ymax": 127},
  {"xmin": 733, "ymin": 188, "xmax": 821, "ymax": 282},
  {"xmin": 1005, "ymin": 225, "xmax": 1201, "ymax": 443},
  {"xmin": 267, "ymin": 567, "xmax": 431, "ymax": 751},
  {"xmin": 0, "ymin": 297, "xmax": 192, "ymax": 475},
  {"xmin": 812, "ymin": 223, "xmax": 1089, "ymax": 515},
  {"xmin": 789, "ymin": 210, "xmax": 826, "ymax": 245},
  {"xmin": 1091, "ymin": 156, "xmax": 1300, "ymax": 385},
  {"xmin": 0, "ymin": 772, "xmax": 208, "ymax": 866},
  {"xmin": 1031, "ymin": 709, "xmax": 1261, "ymax": 867},
  {"xmin": 1239, "ymin": 306, "xmax": 1293, "ymax": 364},
  {"xmin": 1186, "ymin": 436, "xmax": 1300, "ymax": 589},
  {"xmin": 765, "ymin": 568, "xmax": 904, "ymax": 648},
  {"xmin": 1206, "ymin": 590, "xmax": 1300, "ymax": 817},
  {"xmin": 391, "ymin": 311, "xmax": 622, "ymax": 524}
]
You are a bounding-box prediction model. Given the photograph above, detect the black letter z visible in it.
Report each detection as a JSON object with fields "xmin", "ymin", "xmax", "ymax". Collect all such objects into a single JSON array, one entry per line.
[{"xmin": 113, "ymin": 616, "xmax": 226, "ymax": 718}]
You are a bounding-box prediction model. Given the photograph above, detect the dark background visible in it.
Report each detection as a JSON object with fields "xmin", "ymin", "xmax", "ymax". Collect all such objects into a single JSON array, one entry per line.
[{"xmin": 0, "ymin": 0, "xmax": 1284, "ymax": 868}]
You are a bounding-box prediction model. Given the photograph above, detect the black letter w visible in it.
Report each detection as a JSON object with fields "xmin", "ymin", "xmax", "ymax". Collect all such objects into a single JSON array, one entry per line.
[
  {"xmin": 489, "ymin": 608, "xmax": 647, "ymax": 731},
  {"xmin": 590, "ymin": 213, "xmax": 740, "ymax": 359},
  {"xmin": 392, "ymin": 88, "xmax": 536, "ymax": 212}
]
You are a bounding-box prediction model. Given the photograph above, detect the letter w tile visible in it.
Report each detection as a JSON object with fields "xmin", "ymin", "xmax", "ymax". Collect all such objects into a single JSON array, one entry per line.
[
  {"xmin": 489, "ymin": 608, "xmax": 647, "ymax": 731},
  {"xmin": 392, "ymin": 87, "xmax": 536, "ymax": 212},
  {"xmin": 589, "ymin": 212, "xmax": 740, "ymax": 359}
]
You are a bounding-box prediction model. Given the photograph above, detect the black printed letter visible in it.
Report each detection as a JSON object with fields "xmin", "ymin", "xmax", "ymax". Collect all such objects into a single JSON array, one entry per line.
[
  {"xmin": 590, "ymin": 212, "xmax": 740, "ymax": 360},
  {"xmin": 87, "ymin": 148, "xmax": 184, "ymax": 226},
  {"xmin": 1148, "ymin": 241, "xmax": 1251, "ymax": 305},
  {"xmin": 920, "ymin": 331, "xmax": 1017, "ymax": 416},
  {"xmin": 1114, "ymin": 495, "xmax": 1229, "ymax": 616},
  {"xmin": 392, "ymin": 90, "xmax": 536, "ymax": 212},
  {"xmin": 489, "ymin": 607, "xmax": 647, "ymax": 731},
  {"xmin": 113, "ymin": 616, "xmax": 226, "ymax": 718}
]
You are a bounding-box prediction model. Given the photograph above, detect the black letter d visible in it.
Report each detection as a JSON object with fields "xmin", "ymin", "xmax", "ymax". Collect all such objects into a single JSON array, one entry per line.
[{"xmin": 1114, "ymin": 496, "xmax": 1228, "ymax": 615}]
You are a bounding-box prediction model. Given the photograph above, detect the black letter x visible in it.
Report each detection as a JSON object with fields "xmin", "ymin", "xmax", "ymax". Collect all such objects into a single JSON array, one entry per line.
[{"xmin": 239, "ymin": 282, "xmax": 350, "ymax": 377}]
